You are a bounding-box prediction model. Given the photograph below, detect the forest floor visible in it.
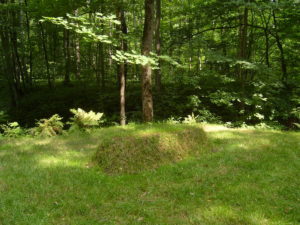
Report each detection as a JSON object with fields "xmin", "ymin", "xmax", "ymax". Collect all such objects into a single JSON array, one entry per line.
[{"xmin": 0, "ymin": 124, "xmax": 299, "ymax": 225}]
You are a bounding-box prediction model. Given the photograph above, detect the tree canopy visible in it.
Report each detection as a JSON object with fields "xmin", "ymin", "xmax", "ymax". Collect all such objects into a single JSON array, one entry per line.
[{"xmin": 0, "ymin": 0, "xmax": 299, "ymax": 129}]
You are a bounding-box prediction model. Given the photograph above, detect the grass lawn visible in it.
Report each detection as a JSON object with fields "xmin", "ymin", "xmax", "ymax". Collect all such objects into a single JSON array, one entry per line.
[{"xmin": 0, "ymin": 124, "xmax": 299, "ymax": 225}]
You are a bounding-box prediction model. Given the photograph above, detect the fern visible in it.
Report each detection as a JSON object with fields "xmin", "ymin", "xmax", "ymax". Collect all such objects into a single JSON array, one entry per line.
[
  {"xmin": 183, "ymin": 113, "xmax": 198, "ymax": 124},
  {"xmin": 69, "ymin": 108, "xmax": 104, "ymax": 131},
  {"xmin": 0, "ymin": 122, "xmax": 24, "ymax": 137},
  {"xmin": 34, "ymin": 114, "xmax": 64, "ymax": 137}
]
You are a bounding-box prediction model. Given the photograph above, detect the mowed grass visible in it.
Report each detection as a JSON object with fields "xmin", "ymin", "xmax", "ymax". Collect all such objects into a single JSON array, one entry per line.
[{"xmin": 0, "ymin": 124, "xmax": 299, "ymax": 225}]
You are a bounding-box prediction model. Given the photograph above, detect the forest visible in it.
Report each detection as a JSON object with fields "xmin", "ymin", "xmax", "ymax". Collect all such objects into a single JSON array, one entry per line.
[
  {"xmin": 0, "ymin": 0, "xmax": 300, "ymax": 224},
  {"xmin": 0, "ymin": 0, "xmax": 299, "ymax": 128}
]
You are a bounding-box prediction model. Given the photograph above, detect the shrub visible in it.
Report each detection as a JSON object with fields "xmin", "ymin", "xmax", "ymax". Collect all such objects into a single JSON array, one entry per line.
[
  {"xmin": 68, "ymin": 108, "xmax": 104, "ymax": 131},
  {"xmin": 165, "ymin": 116, "xmax": 181, "ymax": 124},
  {"xmin": 197, "ymin": 109, "xmax": 221, "ymax": 123},
  {"xmin": 94, "ymin": 124, "xmax": 209, "ymax": 174},
  {"xmin": 33, "ymin": 114, "xmax": 64, "ymax": 137},
  {"xmin": 0, "ymin": 111, "xmax": 8, "ymax": 124},
  {"xmin": 183, "ymin": 113, "xmax": 198, "ymax": 124},
  {"xmin": 0, "ymin": 122, "xmax": 24, "ymax": 137}
]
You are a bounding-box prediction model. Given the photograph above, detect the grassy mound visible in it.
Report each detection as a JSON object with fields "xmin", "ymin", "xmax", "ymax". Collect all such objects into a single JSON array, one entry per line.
[{"xmin": 94, "ymin": 124, "xmax": 209, "ymax": 174}]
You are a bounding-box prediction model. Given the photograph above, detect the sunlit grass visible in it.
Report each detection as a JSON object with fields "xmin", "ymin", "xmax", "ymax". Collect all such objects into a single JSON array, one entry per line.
[{"xmin": 0, "ymin": 124, "xmax": 299, "ymax": 225}]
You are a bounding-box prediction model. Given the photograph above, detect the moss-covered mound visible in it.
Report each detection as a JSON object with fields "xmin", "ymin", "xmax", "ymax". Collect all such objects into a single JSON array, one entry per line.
[{"xmin": 94, "ymin": 124, "xmax": 209, "ymax": 174}]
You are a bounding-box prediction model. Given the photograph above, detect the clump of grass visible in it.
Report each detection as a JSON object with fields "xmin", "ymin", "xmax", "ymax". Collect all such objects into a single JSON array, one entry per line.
[{"xmin": 94, "ymin": 124, "xmax": 209, "ymax": 174}]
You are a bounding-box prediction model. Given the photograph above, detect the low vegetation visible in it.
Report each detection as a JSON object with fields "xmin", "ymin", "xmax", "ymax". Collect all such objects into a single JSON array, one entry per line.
[
  {"xmin": 94, "ymin": 124, "xmax": 209, "ymax": 174},
  {"xmin": 33, "ymin": 114, "xmax": 64, "ymax": 137},
  {"xmin": 0, "ymin": 124, "xmax": 299, "ymax": 225},
  {"xmin": 0, "ymin": 109, "xmax": 104, "ymax": 138},
  {"xmin": 0, "ymin": 0, "xmax": 299, "ymax": 224}
]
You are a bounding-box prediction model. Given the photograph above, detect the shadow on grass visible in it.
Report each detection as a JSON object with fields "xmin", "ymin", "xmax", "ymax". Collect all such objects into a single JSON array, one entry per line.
[{"xmin": 0, "ymin": 126, "xmax": 299, "ymax": 224}]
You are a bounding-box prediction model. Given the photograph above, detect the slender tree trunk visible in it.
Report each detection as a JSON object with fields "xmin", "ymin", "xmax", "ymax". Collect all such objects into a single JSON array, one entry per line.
[
  {"xmin": 272, "ymin": 9, "xmax": 287, "ymax": 82},
  {"xmin": 0, "ymin": 31, "xmax": 20, "ymax": 107},
  {"xmin": 117, "ymin": 7, "xmax": 128, "ymax": 126},
  {"xmin": 39, "ymin": 22, "xmax": 52, "ymax": 88},
  {"xmin": 24, "ymin": 0, "xmax": 33, "ymax": 87},
  {"xmin": 237, "ymin": 5, "xmax": 249, "ymax": 79},
  {"xmin": 264, "ymin": 29, "xmax": 270, "ymax": 67},
  {"xmin": 119, "ymin": 62, "xmax": 126, "ymax": 126},
  {"xmin": 18, "ymin": 0, "xmax": 29, "ymax": 91},
  {"xmin": 10, "ymin": 0, "xmax": 25, "ymax": 93},
  {"xmin": 96, "ymin": 42, "xmax": 105, "ymax": 89},
  {"xmin": 188, "ymin": 9, "xmax": 193, "ymax": 76},
  {"xmin": 11, "ymin": 30, "xmax": 25, "ymax": 91},
  {"xmin": 154, "ymin": 0, "xmax": 162, "ymax": 92},
  {"xmin": 141, "ymin": 0, "xmax": 155, "ymax": 122},
  {"xmin": 96, "ymin": 43, "xmax": 101, "ymax": 85},
  {"xmin": 63, "ymin": 29, "xmax": 71, "ymax": 85},
  {"xmin": 74, "ymin": 9, "xmax": 81, "ymax": 80},
  {"xmin": 236, "ymin": 2, "xmax": 249, "ymax": 117},
  {"xmin": 0, "ymin": 1, "xmax": 21, "ymax": 106},
  {"xmin": 75, "ymin": 35, "xmax": 81, "ymax": 80},
  {"xmin": 51, "ymin": 30, "xmax": 58, "ymax": 81}
]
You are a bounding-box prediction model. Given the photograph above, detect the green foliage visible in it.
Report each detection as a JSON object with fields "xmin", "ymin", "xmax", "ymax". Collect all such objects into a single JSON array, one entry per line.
[
  {"xmin": 197, "ymin": 109, "xmax": 221, "ymax": 123},
  {"xmin": 33, "ymin": 114, "xmax": 64, "ymax": 137},
  {"xmin": 42, "ymin": 13, "xmax": 159, "ymax": 67},
  {"xmin": 68, "ymin": 108, "xmax": 104, "ymax": 131},
  {"xmin": 291, "ymin": 107, "xmax": 300, "ymax": 120},
  {"xmin": 209, "ymin": 91, "xmax": 236, "ymax": 107},
  {"xmin": 182, "ymin": 113, "xmax": 198, "ymax": 124},
  {"xmin": 0, "ymin": 122, "xmax": 24, "ymax": 137},
  {"xmin": 165, "ymin": 116, "xmax": 181, "ymax": 125},
  {"xmin": 41, "ymin": 12, "xmax": 181, "ymax": 68},
  {"xmin": 1, "ymin": 0, "xmax": 300, "ymax": 130},
  {"xmin": 187, "ymin": 95, "xmax": 202, "ymax": 112},
  {"xmin": 41, "ymin": 13, "xmax": 118, "ymax": 45},
  {"xmin": 0, "ymin": 111, "xmax": 8, "ymax": 124}
]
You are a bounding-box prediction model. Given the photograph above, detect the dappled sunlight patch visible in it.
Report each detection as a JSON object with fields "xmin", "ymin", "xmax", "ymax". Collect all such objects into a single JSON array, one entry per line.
[
  {"xmin": 32, "ymin": 139, "xmax": 53, "ymax": 146},
  {"xmin": 203, "ymin": 124, "xmax": 230, "ymax": 133},
  {"xmin": 208, "ymin": 130, "xmax": 244, "ymax": 140},
  {"xmin": 247, "ymin": 212, "xmax": 276, "ymax": 225},
  {"xmin": 9, "ymin": 137, "xmax": 52, "ymax": 147},
  {"xmin": 35, "ymin": 148, "xmax": 90, "ymax": 168},
  {"xmin": 195, "ymin": 205, "xmax": 247, "ymax": 224},
  {"xmin": 207, "ymin": 129, "xmax": 276, "ymax": 153},
  {"xmin": 38, "ymin": 154, "xmax": 85, "ymax": 168},
  {"xmin": 190, "ymin": 205, "xmax": 285, "ymax": 225}
]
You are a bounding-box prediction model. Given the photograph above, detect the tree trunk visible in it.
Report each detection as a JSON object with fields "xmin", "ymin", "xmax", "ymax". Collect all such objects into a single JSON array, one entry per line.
[
  {"xmin": 272, "ymin": 9, "xmax": 287, "ymax": 82},
  {"xmin": 154, "ymin": 0, "xmax": 162, "ymax": 92},
  {"xmin": 237, "ymin": 5, "xmax": 249, "ymax": 80},
  {"xmin": 24, "ymin": 0, "xmax": 33, "ymax": 87},
  {"xmin": 0, "ymin": 30, "xmax": 20, "ymax": 107},
  {"xmin": 0, "ymin": 1, "xmax": 21, "ymax": 106},
  {"xmin": 236, "ymin": 2, "xmax": 249, "ymax": 117},
  {"xmin": 264, "ymin": 29, "xmax": 270, "ymax": 67},
  {"xmin": 141, "ymin": 0, "xmax": 155, "ymax": 122},
  {"xmin": 260, "ymin": 10, "xmax": 271, "ymax": 68},
  {"xmin": 117, "ymin": 7, "xmax": 128, "ymax": 126},
  {"xmin": 39, "ymin": 22, "xmax": 52, "ymax": 88},
  {"xmin": 63, "ymin": 29, "xmax": 71, "ymax": 85},
  {"xmin": 74, "ymin": 9, "xmax": 81, "ymax": 80}
]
